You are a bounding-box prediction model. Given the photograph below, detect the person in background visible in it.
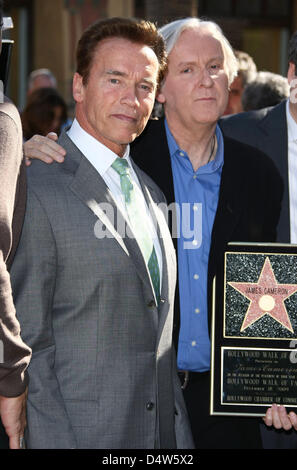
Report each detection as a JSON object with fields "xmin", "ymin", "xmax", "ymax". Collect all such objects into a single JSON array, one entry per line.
[
  {"xmin": 223, "ymin": 49, "xmax": 257, "ymax": 115},
  {"xmin": 27, "ymin": 68, "xmax": 57, "ymax": 96},
  {"xmin": 21, "ymin": 87, "xmax": 67, "ymax": 140},
  {"xmin": 0, "ymin": 0, "xmax": 31, "ymax": 450},
  {"xmin": 241, "ymin": 71, "xmax": 290, "ymax": 111}
]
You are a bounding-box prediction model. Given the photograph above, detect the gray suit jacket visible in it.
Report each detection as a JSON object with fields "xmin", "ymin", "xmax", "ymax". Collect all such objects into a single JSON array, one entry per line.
[
  {"xmin": 11, "ymin": 132, "xmax": 193, "ymax": 449},
  {"xmin": 220, "ymin": 100, "xmax": 289, "ymax": 242}
]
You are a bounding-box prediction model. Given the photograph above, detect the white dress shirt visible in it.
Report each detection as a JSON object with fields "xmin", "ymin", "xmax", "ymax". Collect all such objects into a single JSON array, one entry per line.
[
  {"xmin": 67, "ymin": 118, "xmax": 163, "ymax": 286},
  {"xmin": 286, "ymin": 99, "xmax": 297, "ymax": 243}
]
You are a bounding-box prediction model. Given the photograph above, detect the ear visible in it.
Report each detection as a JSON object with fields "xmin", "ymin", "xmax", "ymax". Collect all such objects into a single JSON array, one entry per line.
[
  {"xmin": 287, "ymin": 62, "xmax": 296, "ymax": 84},
  {"xmin": 156, "ymin": 90, "xmax": 166, "ymax": 104},
  {"xmin": 73, "ymin": 73, "xmax": 84, "ymax": 103}
]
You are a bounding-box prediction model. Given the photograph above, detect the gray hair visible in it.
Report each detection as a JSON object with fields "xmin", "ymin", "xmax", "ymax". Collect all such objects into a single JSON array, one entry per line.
[
  {"xmin": 288, "ymin": 30, "xmax": 297, "ymax": 74},
  {"xmin": 158, "ymin": 17, "xmax": 238, "ymax": 85},
  {"xmin": 28, "ymin": 68, "xmax": 57, "ymax": 91},
  {"xmin": 241, "ymin": 71, "xmax": 290, "ymax": 112}
]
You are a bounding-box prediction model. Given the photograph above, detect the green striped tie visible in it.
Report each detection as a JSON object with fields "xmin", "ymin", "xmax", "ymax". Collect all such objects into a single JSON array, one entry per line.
[{"xmin": 112, "ymin": 157, "xmax": 160, "ymax": 304}]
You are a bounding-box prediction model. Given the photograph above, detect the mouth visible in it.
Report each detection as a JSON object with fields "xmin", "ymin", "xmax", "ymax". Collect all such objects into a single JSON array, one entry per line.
[
  {"xmin": 111, "ymin": 114, "xmax": 137, "ymax": 122},
  {"xmin": 196, "ymin": 97, "xmax": 216, "ymax": 101}
]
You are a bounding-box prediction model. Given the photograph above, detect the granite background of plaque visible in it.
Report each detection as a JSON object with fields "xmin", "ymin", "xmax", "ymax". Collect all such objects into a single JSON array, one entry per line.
[
  {"xmin": 211, "ymin": 243, "xmax": 297, "ymax": 417},
  {"xmin": 224, "ymin": 253, "xmax": 297, "ymax": 339}
]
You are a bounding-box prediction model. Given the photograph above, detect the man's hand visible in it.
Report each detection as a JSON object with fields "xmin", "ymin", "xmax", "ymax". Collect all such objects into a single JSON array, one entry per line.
[
  {"xmin": 24, "ymin": 132, "xmax": 66, "ymax": 166},
  {"xmin": 263, "ymin": 404, "xmax": 297, "ymax": 431},
  {"xmin": 0, "ymin": 389, "xmax": 27, "ymax": 449}
]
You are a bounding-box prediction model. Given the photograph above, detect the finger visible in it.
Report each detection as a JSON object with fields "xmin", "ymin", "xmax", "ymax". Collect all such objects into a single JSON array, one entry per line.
[
  {"xmin": 278, "ymin": 405, "xmax": 292, "ymax": 431},
  {"xmin": 263, "ymin": 407, "xmax": 273, "ymax": 426},
  {"xmin": 289, "ymin": 412, "xmax": 297, "ymax": 430},
  {"xmin": 271, "ymin": 404, "xmax": 285, "ymax": 430},
  {"xmin": 47, "ymin": 132, "xmax": 58, "ymax": 141},
  {"xmin": 25, "ymin": 157, "xmax": 32, "ymax": 167},
  {"xmin": 24, "ymin": 136, "xmax": 66, "ymax": 162},
  {"xmin": 9, "ymin": 434, "xmax": 21, "ymax": 450},
  {"xmin": 40, "ymin": 135, "xmax": 66, "ymax": 156}
]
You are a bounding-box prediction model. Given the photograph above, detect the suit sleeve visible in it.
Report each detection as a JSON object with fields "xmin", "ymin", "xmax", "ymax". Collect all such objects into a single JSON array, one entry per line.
[
  {"xmin": 10, "ymin": 186, "xmax": 77, "ymax": 449},
  {"xmin": 0, "ymin": 109, "xmax": 31, "ymax": 397}
]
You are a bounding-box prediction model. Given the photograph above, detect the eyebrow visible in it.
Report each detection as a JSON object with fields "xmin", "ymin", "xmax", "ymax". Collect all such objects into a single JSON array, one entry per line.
[
  {"xmin": 105, "ymin": 70, "xmax": 156, "ymax": 87},
  {"xmin": 177, "ymin": 56, "xmax": 224, "ymax": 67},
  {"xmin": 106, "ymin": 70, "xmax": 127, "ymax": 77}
]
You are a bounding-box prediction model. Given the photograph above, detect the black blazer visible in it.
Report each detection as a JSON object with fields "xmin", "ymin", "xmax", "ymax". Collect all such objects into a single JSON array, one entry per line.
[
  {"xmin": 219, "ymin": 100, "xmax": 289, "ymax": 242},
  {"xmin": 131, "ymin": 118, "xmax": 283, "ymax": 344}
]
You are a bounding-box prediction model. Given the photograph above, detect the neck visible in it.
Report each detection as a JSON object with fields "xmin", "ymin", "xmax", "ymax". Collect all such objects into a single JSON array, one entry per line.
[{"xmin": 165, "ymin": 114, "xmax": 217, "ymax": 171}]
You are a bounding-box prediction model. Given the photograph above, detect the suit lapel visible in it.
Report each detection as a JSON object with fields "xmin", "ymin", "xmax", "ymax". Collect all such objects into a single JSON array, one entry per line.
[
  {"xmin": 59, "ymin": 132, "xmax": 156, "ymax": 298},
  {"xmin": 257, "ymin": 101, "xmax": 290, "ymax": 242},
  {"xmin": 257, "ymin": 101, "xmax": 288, "ymax": 179}
]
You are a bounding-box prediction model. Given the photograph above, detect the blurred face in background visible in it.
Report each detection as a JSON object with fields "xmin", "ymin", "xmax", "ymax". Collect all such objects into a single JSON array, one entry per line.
[{"xmin": 223, "ymin": 75, "xmax": 244, "ymax": 115}]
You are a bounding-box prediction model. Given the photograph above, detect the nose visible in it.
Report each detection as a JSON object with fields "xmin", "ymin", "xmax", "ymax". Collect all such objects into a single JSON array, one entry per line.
[
  {"xmin": 120, "ymin": 85, "xmax": 139, "ymax": 109},
  {"xmin": 198, "ymin": 68, "xmax": 214, "ymax": 88}
]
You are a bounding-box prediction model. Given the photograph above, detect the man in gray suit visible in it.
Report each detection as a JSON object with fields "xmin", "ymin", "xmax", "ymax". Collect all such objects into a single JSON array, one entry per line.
[{"xmin": 10, "ymin": 17, "xmax": 193, "ymax": 449}]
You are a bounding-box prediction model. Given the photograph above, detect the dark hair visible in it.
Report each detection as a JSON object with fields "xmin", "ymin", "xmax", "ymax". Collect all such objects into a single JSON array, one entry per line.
[
  {"xmin": 288, "ymin": 30, "xmax": 297, "ymax": 74},
  {"xmin": 241, "ymin": 71, "xmax": 289, "ymax": 112},
  {"xmin": 21, "ymin": 87, "xmax": 67, "ymax": 140},
  {"xmin": 76, "ymin": 17, "xmax": 167, "ymax": 87},
  {"xmin": 234, "ymin": 50, "xmax": 257, "ymax": 87}
]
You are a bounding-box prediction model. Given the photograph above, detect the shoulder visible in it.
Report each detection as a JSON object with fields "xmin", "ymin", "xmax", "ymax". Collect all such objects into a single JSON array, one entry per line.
[
  {"xmin": 0, "ymin": 101, "xmax": 22, "ymax": 132},
  {"xmin": 219, "ymin": 102, "xmax": 285, "ymax": 134},
  {"xmin": 223, "ymin": 135, "xmax": 281, "ymax": 180},
  {"xmin": 219, "ymin": 108, "xmax": 268, "ymax": 135}
]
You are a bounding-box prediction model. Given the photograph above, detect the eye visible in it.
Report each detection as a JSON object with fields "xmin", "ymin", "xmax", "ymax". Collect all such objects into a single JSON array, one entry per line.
[
  {"xmin": 140, "ymin": 84, "xmax": 151, "ymax": 91},
  {"xmin": 182, "ymin": 67, "xmax": 192, "ymax": 74},
  {"xmin": 110, "ymin": 78, "xmax": 120, "ymax": 84}
]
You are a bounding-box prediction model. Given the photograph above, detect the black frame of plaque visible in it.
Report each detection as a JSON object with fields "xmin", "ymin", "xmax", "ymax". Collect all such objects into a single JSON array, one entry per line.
[{"xmin": 210, "ymin": 242, "xmax": 297, "ymax": 417}]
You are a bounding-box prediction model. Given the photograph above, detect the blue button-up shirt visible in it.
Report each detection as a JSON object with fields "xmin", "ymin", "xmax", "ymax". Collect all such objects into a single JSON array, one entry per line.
[{"xmin": 165, "ymin": 120, "xmax": 224, "ymax": 372}]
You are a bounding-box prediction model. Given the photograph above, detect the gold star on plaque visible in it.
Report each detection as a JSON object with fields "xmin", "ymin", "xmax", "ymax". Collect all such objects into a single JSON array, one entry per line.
[{"xmin": 228, "ymin": 257, "xmax": 297, "ymax": 333}]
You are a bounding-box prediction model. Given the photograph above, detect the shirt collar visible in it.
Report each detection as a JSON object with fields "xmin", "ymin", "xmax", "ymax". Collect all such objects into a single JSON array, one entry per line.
[
  {"xmin": 286, "ymin": 98, "xmax": 297, "ymax": 144},
  {"xmin": 67, "ymin": 118, "xmax": 130, "ymax": 177},
  {"xmin": 164, "ymin": 118, "xmax": 224, "ymax": 173}
]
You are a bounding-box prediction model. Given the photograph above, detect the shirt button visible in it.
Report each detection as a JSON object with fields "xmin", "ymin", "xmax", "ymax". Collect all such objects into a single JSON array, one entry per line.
[
  {"xmin": 193, "ymin": 205, "xmax": 198, "ymax": 211},
  {"xmin": 193, "ymin": 274, "xmax": 199, "ymax": 280},
  {"xmin": 193, "ymin": 174, "xmax": 197, "ymax": 179},
  {"xmin": 179, "ymin": 151, "xmax": 184, "ymax": 157},
  {"xmin": 146, "ymin": 402, "xmax": 155, "ymax": 411},
  {"xmin": 191, "ymin": 341, "xmax": 196, "ymax": 347},
  {"xmin": 195, "ymin": 308, "xmax": 200, "ymax": 314}
]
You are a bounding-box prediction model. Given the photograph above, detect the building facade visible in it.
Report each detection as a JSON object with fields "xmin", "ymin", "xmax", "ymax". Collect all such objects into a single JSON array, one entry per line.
[{"xmin": 4, "ymin": 0, "xmax": 297, "ymax": 109}]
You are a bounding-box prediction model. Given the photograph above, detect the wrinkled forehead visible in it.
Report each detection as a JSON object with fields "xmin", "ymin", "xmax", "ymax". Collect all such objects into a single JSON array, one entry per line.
[
  {"xmin": 93, "ymin": 36, "xmax": 158, "ymax": 64},
  {"xmin": 171, "ymin": 28, "xmax": 225, "ymax": 60}
]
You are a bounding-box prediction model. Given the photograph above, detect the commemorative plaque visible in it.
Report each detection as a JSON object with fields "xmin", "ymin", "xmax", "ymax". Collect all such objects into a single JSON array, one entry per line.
[{"xmin": 210, "ymin": 243, "xmax": 297, "ymax": 417}]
